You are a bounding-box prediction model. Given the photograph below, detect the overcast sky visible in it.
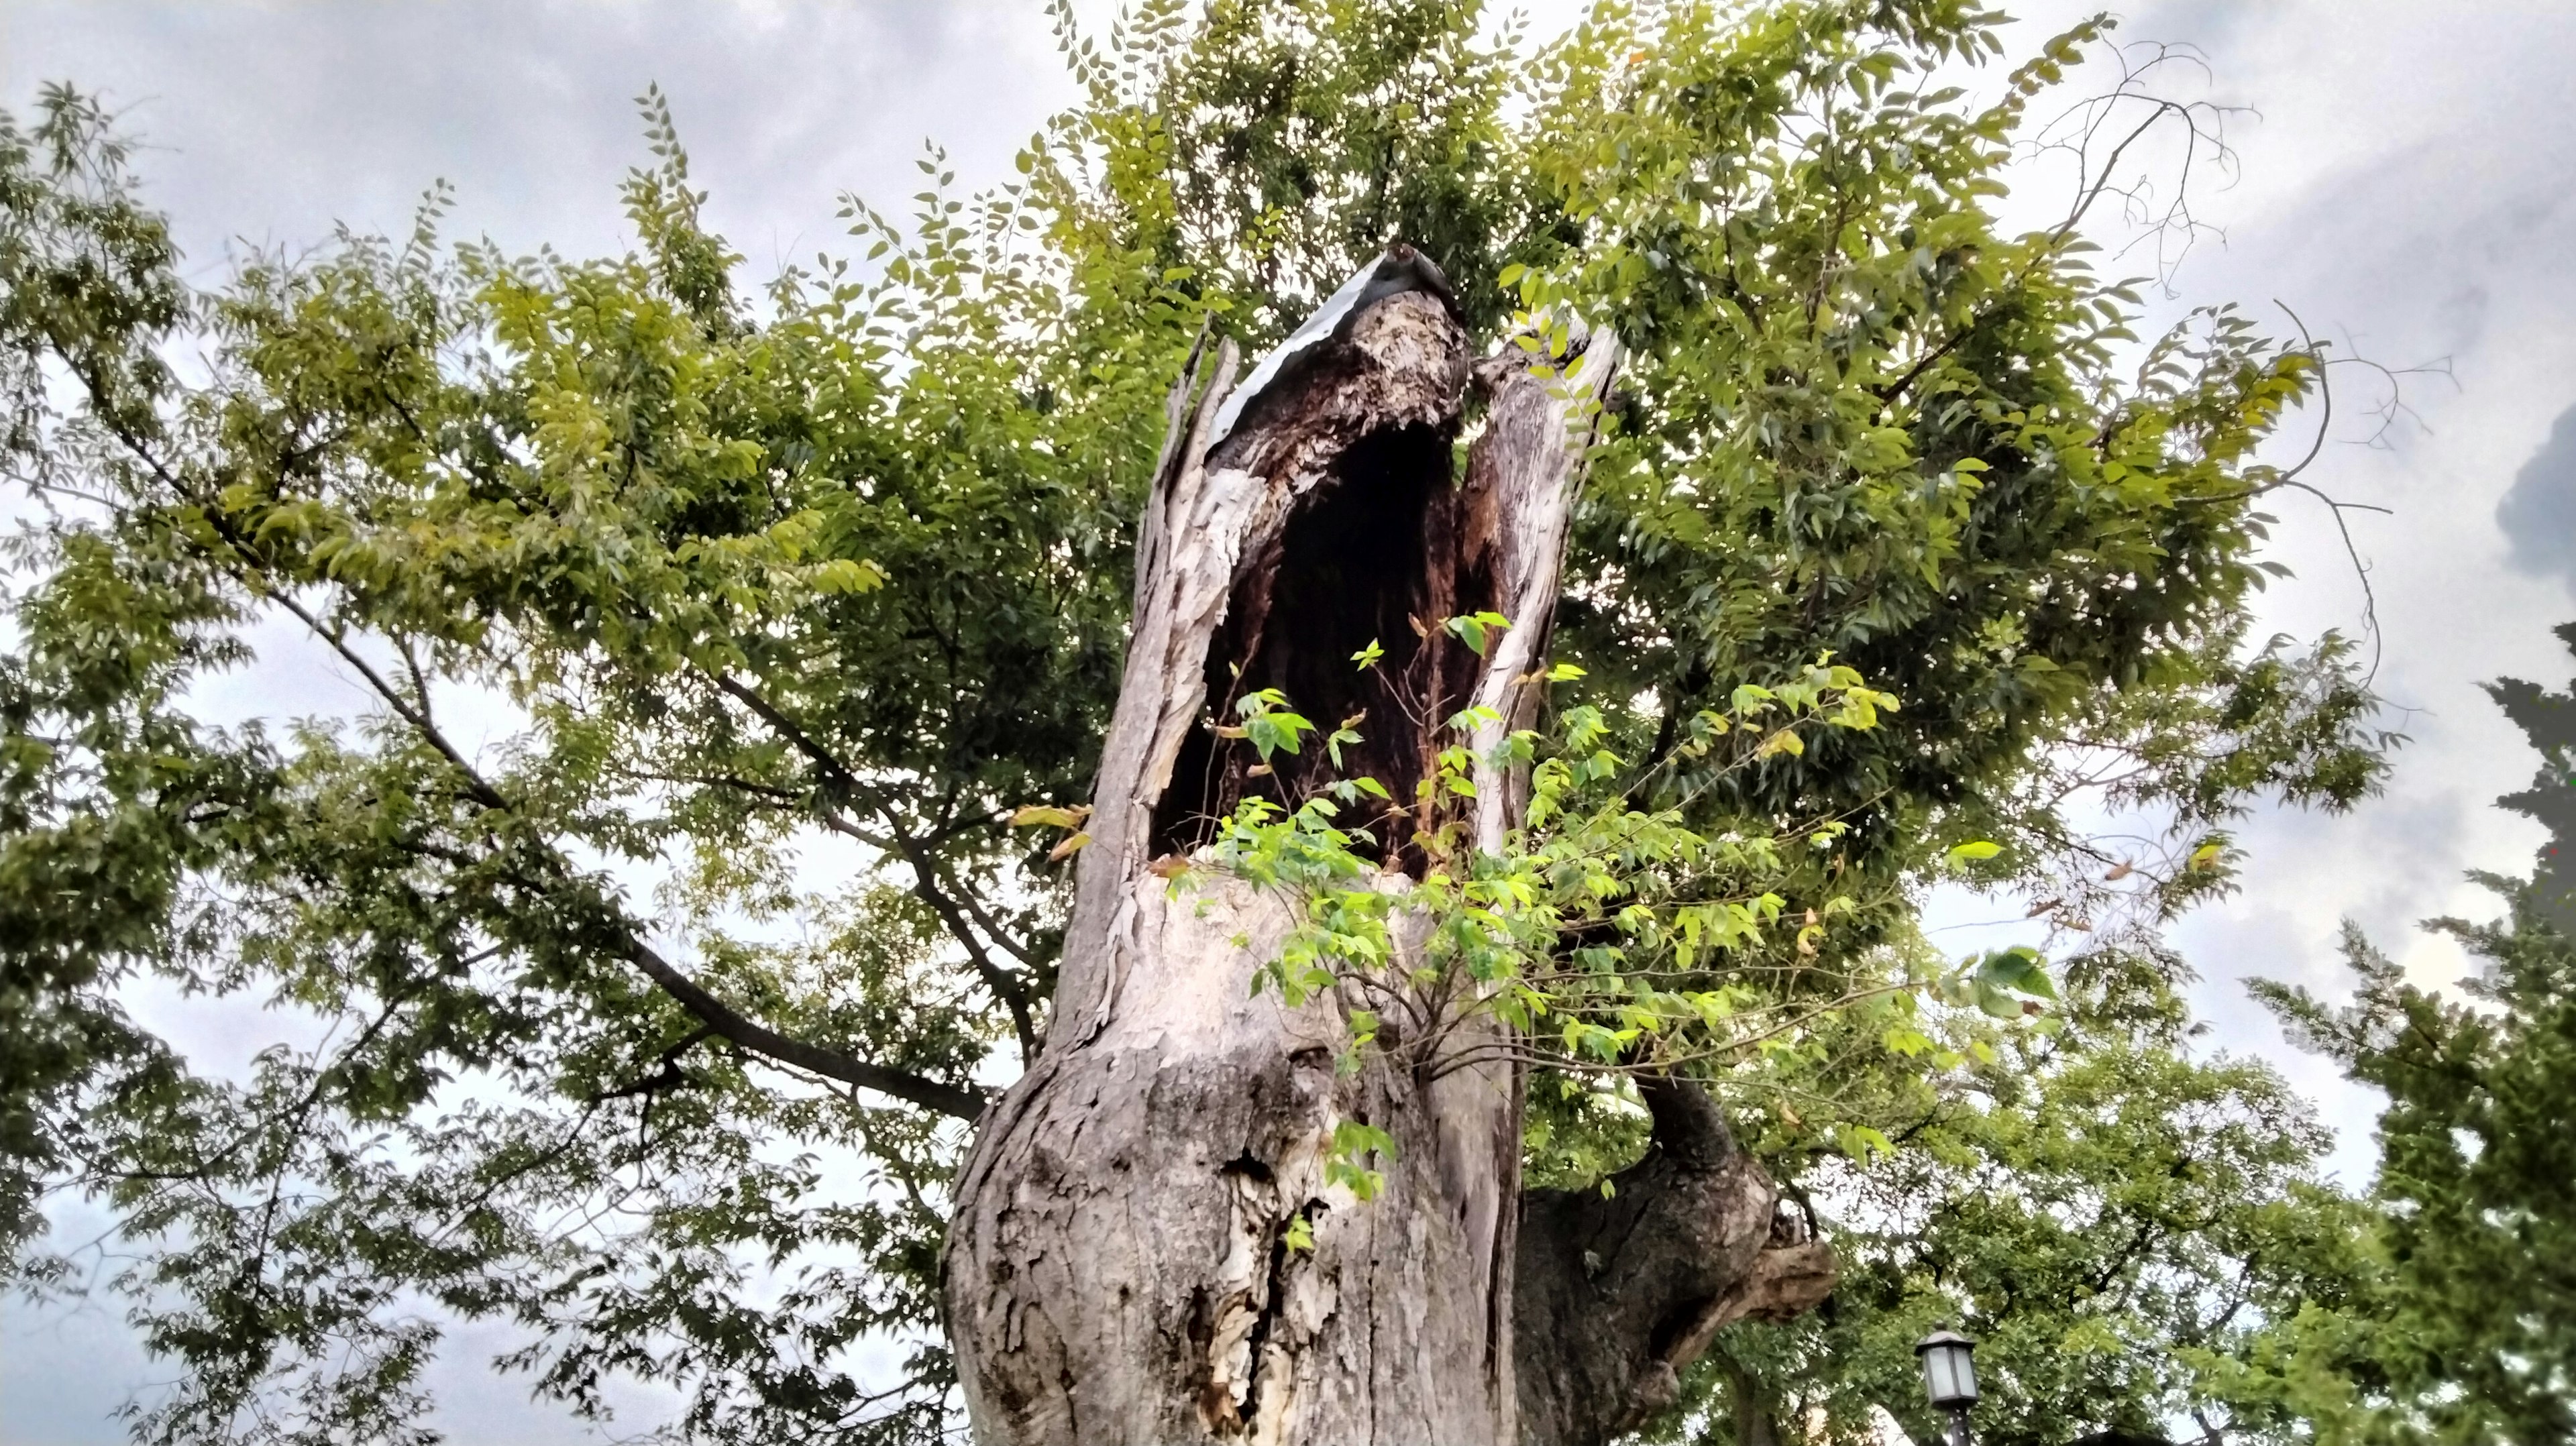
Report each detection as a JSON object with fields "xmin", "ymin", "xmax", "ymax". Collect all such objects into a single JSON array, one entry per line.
[{"xmin": 6, "ymin": 2, "xmax": 2576, "ymax": 1441}]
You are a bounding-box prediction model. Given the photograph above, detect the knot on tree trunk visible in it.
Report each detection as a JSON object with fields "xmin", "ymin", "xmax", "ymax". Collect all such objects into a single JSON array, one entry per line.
[{"xmin": 1513, "ymin": 1078, "xmax": 1837, "ymax": 1446}]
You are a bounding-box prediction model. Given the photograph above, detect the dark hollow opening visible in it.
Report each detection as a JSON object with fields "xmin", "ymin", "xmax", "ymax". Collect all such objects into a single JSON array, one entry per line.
[{"xmin": 1148, "ymin": 421, "xmax": 1496, "ymax": 875}]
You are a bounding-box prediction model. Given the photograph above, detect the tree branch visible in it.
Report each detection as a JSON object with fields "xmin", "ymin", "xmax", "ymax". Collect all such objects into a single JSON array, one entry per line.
[
  {"xmin": 1515, "ymin": 1076, "xmax": 1836, "ymax": 1445},
  {"xmin": 623, "ymin": 937, "xmax": 987, "ymax": 1121},
  {"xmin": 707, "ymin": 669, "xmax": 1042, "ymax": 1054},
  {"xmin": 809, "ymin": 807, "xmax": 1043, "ymax": 1058},
  {"xmin": 87, "ymin": 408, "xmax": 989, "ymax": 1123}
]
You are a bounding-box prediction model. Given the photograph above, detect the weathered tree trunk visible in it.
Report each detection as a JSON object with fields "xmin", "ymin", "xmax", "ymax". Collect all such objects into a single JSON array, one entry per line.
[
  {"xmin": 1513, "ymin": 1080, "xmax": 1838, "ymax": 1444},
  {"xmin": 944, "ymin": 258, "xmax": 1833, "ymax": 1446}
]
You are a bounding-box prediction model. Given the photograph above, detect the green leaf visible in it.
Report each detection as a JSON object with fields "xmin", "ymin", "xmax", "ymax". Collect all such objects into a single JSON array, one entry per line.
[
  {"xmin": 1011, "ymin": 805, "xmax": 1091, "ymax": 830},
  {"xmin": 1757, "ymin": 728, "xmax": 1805, "ymax": 759},
  {"xmin": 1442, "ymin": 611, "xmax": 1511, "ymax": 657}
]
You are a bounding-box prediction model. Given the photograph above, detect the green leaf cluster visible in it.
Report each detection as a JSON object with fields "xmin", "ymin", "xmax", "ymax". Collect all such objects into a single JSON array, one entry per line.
[
  {"xmin": 1205, "ymin": 651, "xmax": 1947, "ymax": 1072},
  {"xmin": 1629, "ymin": 954, "xmax": 2376, "ymax": 1446}
]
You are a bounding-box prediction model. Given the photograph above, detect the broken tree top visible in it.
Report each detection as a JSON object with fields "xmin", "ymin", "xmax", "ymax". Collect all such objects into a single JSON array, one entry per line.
[{"xmin": 1208, "ymin": 243, "xmax": 1466, "ymax": 449}]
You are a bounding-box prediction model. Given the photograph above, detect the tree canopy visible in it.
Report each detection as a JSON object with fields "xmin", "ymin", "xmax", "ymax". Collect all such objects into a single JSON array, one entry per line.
[
  {"xmin": 1629, "ymin": 951, "xmax": 2371, "ymax": 1446},
  {"xmin": 0, "ymin": 2, "xmax": 2412, "ymax": 1442}
]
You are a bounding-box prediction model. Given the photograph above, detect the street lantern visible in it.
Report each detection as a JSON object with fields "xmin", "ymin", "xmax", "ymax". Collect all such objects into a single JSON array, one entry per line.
[
  {"xmin": 1915, "ymin": 1325, "xmax": 1978, "ymax": 1446},
  {"xmin": 1915, "ymin": 1325, "xmax": 1977, "ymax": 1406}
]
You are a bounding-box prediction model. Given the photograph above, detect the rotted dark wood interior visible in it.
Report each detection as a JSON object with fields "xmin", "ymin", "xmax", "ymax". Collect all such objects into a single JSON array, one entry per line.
[{"xmin": 1150, "ymin": 419, "xmax": 1501, "ymax": 873}]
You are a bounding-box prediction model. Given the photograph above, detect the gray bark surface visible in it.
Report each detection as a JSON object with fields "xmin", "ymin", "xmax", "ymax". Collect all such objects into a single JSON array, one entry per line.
[
  {"xmin": 944, "ymin": 260, "xmax": 1829, "ymax": 1446},
  {"xmin": 1513, "ymin": 1080, "xmax": 1837, "ymax": 1445}
]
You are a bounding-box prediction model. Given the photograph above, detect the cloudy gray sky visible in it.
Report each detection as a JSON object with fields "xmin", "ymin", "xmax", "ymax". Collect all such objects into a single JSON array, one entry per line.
[{"xmin": 5, "ymin": 1, "xmax": 2576, "ymax": 1441}]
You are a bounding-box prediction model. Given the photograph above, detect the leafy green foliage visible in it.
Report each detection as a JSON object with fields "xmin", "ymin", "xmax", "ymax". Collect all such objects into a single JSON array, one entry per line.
[
  {"xmin": 1633, "ymin": 955, "xmax": 2376, "ymax": 1446},
  {"xmin": 2489, "ymin": 621, "xmax": 2576, "ymax": 936},
  {"xmin": 1073, "ymin": 0, "xmax": 1544, "ymax": 341},
  {"xmin": 1503, "ymin": 7, "xmax": 2387, "ymax": 930},
  {"xmin": 2, "ymin": 76, "xmax": 1191, "ymax": 1442},
  {"xmin": 0, "ymin": 0, "xmax": 2404, "ymax": 1437},
  {"xmin": 1203, "ymin": 653, "xmax": 1942, "ymax": 1076}
]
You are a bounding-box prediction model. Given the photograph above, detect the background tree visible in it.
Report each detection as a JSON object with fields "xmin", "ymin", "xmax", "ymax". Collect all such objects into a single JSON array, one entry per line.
[
  {"xmin": 1, "ymin": 1, "xmax": 2392, "ymax": 1442},
  {"xmin": 2489, "ymin": 622, "xmax": 2576, "ymax": 936},
  {"xmin": 1621, "ymin": 950, "xmax": 2377, "ymax": 1446},
  {"xmin": 2250, "ymin": 625, "xmax": 2576, "ymax": 1445}
]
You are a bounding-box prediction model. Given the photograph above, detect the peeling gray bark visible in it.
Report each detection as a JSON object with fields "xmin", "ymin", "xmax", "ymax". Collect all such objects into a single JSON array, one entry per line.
[{"xmin": 943, "ymin": 257, "xmax": 1829, "ymax": 1446}]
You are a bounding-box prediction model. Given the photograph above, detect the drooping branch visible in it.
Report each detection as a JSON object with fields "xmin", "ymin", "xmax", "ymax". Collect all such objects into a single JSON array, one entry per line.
[
  {"xmin": 623, "ymin": 938, "xmax": 988, "ymax": 1121},
  {"xmin": 708, "ymin": 669, "xmax": 1043, "ymax": 1055}
]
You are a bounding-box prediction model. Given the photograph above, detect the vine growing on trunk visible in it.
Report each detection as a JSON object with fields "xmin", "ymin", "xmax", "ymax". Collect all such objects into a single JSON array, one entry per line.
[{"xmin": 1105, "ymin": 642, "xmax": 2054, "ymax": 1197}]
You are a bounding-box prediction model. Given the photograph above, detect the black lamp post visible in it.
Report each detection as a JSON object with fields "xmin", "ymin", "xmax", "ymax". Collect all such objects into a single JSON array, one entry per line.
[{"xmin": 1915, "ymin": 1325, "xmax": 1978, "ymax": 1446}]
